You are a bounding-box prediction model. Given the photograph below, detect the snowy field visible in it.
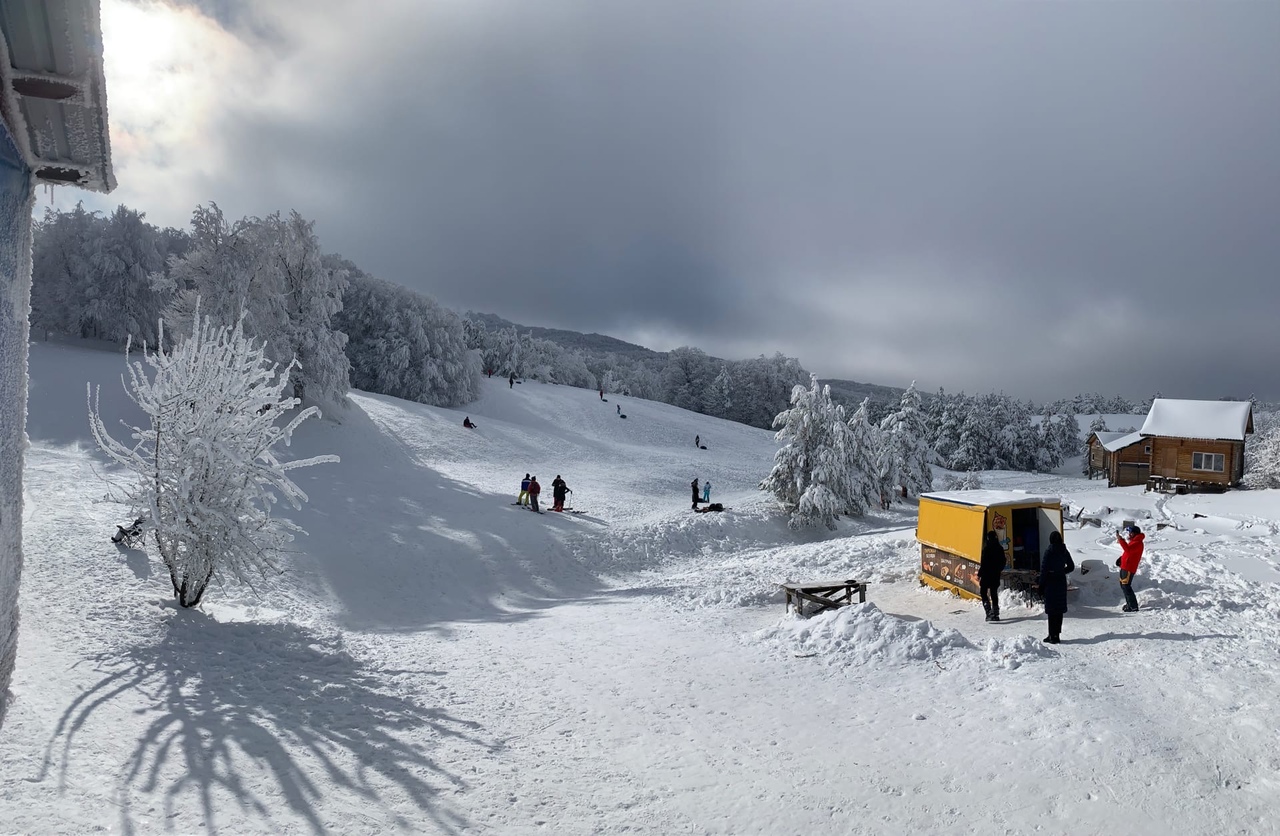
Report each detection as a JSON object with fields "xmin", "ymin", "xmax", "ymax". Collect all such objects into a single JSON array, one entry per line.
[{"xmin": 3, "ymin": 340, "xmax": 1279, "ymax": 835}]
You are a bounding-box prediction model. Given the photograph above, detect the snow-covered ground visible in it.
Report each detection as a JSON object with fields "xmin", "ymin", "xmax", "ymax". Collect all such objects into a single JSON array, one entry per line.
[{"xmin": 3, "ymin": 339, "xmax": 1279, "ymax": 835}]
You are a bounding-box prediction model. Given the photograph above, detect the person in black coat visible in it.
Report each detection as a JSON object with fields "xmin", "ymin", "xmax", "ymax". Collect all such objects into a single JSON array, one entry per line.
[
  {"xmin": 978, "ymin": 530, "xmax": 1006, "ymax": 622},
  {"xmin": 691, "ymin": 478, "xmax": 700, "ymax": 510},
  {"xmin": 1038, "ymin": 530, "xmax": 1075, "ymax": 644}
]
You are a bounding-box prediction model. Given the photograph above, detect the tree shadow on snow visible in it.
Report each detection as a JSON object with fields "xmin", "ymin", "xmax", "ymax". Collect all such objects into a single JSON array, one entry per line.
[
  {"xmin": 38, "ymin": 611, "xmax": 494, "ymax": 835},
  {"xmin": 289, "ymin": 449, "xmax": 609, "ymax": 634}
]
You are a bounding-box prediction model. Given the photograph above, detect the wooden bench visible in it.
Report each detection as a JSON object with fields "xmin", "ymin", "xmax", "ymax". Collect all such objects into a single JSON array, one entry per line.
[{"xmin": 780, "ymin": 579, "xmax": 867, "ymax": 616}]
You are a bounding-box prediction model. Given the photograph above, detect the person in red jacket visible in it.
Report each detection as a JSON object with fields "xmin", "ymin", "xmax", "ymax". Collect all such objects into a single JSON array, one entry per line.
[
  {"xmin": 528, "ymin": 476, "xmax": 543, "ymax": 513},
  {"xmin": 1116, "ymin": 524, "xmax": 1145, "ymax": 611}
]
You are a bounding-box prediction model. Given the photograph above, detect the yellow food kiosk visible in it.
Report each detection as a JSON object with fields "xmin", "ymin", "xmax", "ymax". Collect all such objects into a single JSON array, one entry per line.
[{"xmin": 917, "ymin": 490, "xmax": 1063, "ymax": 599}]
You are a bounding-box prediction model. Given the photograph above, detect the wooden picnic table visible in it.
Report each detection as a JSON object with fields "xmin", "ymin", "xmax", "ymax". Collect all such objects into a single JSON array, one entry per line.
[{"xmin": 780, "ymin": 578, "xmax": 867, "ymax": 616}]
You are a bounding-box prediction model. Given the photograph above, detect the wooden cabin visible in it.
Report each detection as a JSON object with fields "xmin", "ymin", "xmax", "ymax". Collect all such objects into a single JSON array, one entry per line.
[
  {"xmin": 1085, "ymin": 431, "xmax": 1150, "ymax": 487},
  {"xmin": 1087, "ymin": 431, "xmax": 1128, "ymax": 480},
  {"xmin": 1140, "ymin": 399, "xmax": 1254, "ymax": 493}
]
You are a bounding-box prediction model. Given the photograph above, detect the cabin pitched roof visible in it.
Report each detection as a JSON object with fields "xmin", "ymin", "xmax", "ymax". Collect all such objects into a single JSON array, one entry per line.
[
  {"xmin": 1139, "ymin": 399, "xmax": 1254, "ymax": 442},
  {"xmin": 0, "ymin": 0, "xmax": 115, "ymax": 192},
  {"xmin": 1100, "ymin": 431, "xmax": 1146, "ymax": 452}
]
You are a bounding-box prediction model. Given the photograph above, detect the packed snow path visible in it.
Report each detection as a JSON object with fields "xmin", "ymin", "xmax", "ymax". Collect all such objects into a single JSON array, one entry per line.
[{"xmin": 2, "ymin": 341, "xmax": 1278, "ymax": 834}]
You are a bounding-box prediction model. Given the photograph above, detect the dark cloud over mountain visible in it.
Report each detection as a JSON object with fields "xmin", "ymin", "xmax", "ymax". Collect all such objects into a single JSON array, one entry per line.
[{"xmin": 89, "ymin": 0, "xmax": 1280, "ymax": 401}]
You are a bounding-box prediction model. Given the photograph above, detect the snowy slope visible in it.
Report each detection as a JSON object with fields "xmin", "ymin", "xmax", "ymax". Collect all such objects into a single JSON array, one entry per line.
[{"xmin": 2, "ymin": 340, "xmax": 1279, "ymax": 835}]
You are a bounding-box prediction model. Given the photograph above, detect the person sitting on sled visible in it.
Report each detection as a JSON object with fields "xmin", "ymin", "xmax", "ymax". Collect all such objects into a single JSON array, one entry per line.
[{"xmin": 463, "ymin": 416, "xmax": 476, "ymax": 429}]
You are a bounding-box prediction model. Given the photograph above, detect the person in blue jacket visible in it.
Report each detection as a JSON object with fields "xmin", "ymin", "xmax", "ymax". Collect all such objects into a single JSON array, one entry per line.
[{"xmin": 1039, "ymin": 530, "xmax": 1076, "ymax": 644}]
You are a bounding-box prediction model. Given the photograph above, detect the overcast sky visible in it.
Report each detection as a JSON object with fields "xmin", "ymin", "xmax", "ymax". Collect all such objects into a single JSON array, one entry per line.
[{"xmin": 74, "ymin": 0, "xmax": 1280, "ymax": 402}]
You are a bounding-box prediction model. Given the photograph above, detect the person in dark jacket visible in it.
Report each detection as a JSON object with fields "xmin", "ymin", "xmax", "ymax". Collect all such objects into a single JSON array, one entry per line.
[
  {"xmin": 1039, "ymin": 530, "xmax": 1075, "ymax": 644},
  {"xmin": 691, "ymin": 478, "xmax": 700, "ymax": 510},
  {"xmin": 978, "ymin": 530, "xmax": 1006, "ymax": 622},
  {"xmin": 528, "ymin": 476, "xmax": 542, "ymax": 513},
  {"xmin": 551, "ymin": 475, "xmax": 568, "ymax": 512},
  {"xmin": 1116, "ymin": 524, "xmax": 1145, "ymax": 611}
]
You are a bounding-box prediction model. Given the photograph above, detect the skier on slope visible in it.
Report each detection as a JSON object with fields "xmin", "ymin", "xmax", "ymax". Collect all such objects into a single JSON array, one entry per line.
[
  {"xmin": 552, "ymin": 475, "xmax": 569, "ymax": 512},
  {"xmin": 528, "ymin": 476, "xmax": 543, "ymax": 513}
]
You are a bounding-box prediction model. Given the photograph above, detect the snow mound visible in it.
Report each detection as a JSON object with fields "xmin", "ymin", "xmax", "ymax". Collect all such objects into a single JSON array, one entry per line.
[
  {"xmin": 750, "ymin": 602, "xmax": 973, "ymax": 666},
  {"xmin": 983, "ymin": 635, "xmax": 1057, "ymax": 669}
]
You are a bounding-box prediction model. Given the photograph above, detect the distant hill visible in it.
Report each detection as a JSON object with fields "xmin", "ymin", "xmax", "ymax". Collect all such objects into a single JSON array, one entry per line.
[
  {"xmin": 819, "ymin": 378, "xmax": 914, "ymax": 412},
  {"xmin": 464, "ymin": 312, "xmax": 663, "ymax": 361},
  {"xmin": 466, "ymin": 310, "xmax": 910, "ymax": 414}
]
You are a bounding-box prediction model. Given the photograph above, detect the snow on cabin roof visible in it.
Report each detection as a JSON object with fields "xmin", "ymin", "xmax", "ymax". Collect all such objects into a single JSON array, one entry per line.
[
  {"xmin": 1139, "ymin": 399, "xmax": 1253, "ymax": 442},
  {"xmin": 1100, "ymin": 431, "xmax": 1146, "ymax": 453},
  {"xmin": 921, "ymin": 490, "xmax": 1061, "ymax": 509},
  {"xmin": 0, "ymin": 0, "xmax": 115, "ymax": 192},
  {"xmin": 1089, "ymin": 431, "xmax": 1129, "ymax": 447}
]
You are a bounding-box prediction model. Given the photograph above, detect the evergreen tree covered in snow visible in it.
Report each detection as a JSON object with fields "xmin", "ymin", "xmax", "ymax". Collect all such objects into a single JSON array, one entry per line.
[
  {"xmin": 759, "ymin": 375, "xmax": 869, "ymax": 529},
  {"xmin": 88, "ymin": 310, "xmax": 339, "ymax": 607},
  {"xmin": 950, "ymin": 395, "xmax": 996, "ymax": 473},
  {"xmin": 847, "ymin": 398, "xmax": 887, "ymax": 512},
  {"xmin": 931, "ymin": 390, "xmax": 965, "ymax": 467},
  {"xmin": 880, "ymin": 382, "xmax": 933, "ymax": 498}
]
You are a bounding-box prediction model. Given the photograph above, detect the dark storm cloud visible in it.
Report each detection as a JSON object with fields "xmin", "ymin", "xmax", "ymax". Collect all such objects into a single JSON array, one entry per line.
[{"xmin": 113, "ymin": 0, "xmax": 1280, "ymax": 401}]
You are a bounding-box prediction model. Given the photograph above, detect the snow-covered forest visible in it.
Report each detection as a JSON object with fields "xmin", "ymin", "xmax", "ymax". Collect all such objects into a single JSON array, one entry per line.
[{"xmin": 32, "ymin": 201, "xmax": 1266, "ymax": 494}]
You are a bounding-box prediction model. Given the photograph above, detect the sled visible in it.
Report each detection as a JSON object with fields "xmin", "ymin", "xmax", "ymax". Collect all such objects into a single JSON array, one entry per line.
[
  {"xmin": 699, "ymin": 445, "xmax": 707, "ymax": 450},
  {"xmin": 619, "ymin": 414, "xmax": 627, "ymax": 419}
]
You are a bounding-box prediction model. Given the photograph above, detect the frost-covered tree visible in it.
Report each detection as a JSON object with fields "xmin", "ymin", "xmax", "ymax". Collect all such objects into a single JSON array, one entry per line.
[
  {"xmin": 760, "ymin": 375, "xmax": 869, "ymax": 529},
  {"xmin": 881, "ymin": 382, "xmax": 934, "ymax": 498},
  {"xmin": 81, "ymin": 206, "xmax": 167, "ymax": 346},
  {"xmin": 339, "ymin": 267, "xmax": 481, "ymax": 406},
  {"xmin": 30, "ymin": 203, "xmax": 100, "ymax": 339},
  {"xmin": 1244, "ymin": 414, "xmax": 1280, "ymax": 489},
  {"xmin": 662, "ymin": 347, "xmax": 714, "ymax": 412},
  {"xmin": 161, "ymin": 205, "xmax": 350, "ymax": 407},
  {"xmin": 88, "ymin": 310, "xmax": 339, "ymax": 607},
  {"xmin": 704, "ymin": 365, "xmax": 733, "ymax": 418},
  {"xmin": 256, "ymin": 211, "xmax": 350, "ymax": 405}
]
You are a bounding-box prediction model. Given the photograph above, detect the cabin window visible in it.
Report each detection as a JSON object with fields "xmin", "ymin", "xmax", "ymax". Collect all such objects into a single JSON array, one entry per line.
[
  {"xmin": 1192, "ymin": 452, "xmax": 1224, "ymax": 472},
  {"xmin": 1144, "ymin": 445, "xmax": 1151, "ymax": 454}
]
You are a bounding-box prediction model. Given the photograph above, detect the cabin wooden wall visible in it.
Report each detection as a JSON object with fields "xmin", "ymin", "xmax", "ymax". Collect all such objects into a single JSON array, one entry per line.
[
  {"xmin": 1148, "ymin": 437, "xmax": 1244, "ymax": 486},
  {"xmin": 1087, "ymin": 439, "xmax": 1109, "ymax": 479},
  {"xmin": 1108, "ymin": 442, "xmax": 1151, "ymax": 487}
]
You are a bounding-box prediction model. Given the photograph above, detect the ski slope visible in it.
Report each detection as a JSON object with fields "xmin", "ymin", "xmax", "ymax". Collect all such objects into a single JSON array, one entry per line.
[{"xmin": 2, "ymin": 339, "xmax": 1279, "ymax": 835}]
